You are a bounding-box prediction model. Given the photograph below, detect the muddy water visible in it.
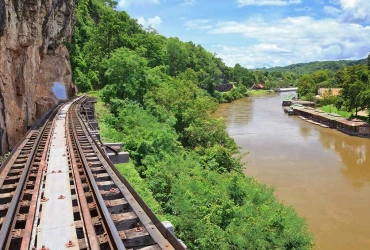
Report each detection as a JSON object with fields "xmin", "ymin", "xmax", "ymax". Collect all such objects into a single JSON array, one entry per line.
[{"xmin": 212, "ymin": 92, "xmax": 370, "ymax": 250}]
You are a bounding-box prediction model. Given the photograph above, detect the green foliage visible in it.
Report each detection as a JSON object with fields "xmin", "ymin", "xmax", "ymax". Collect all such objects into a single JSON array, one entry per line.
[
  {"xmin": 115, "ymin": 163, "xmax": 165, "ymax": 220},
  {"xmin": 69, "ymin": 0, "xmax": 228, "ymax": 96},
  {"xmin": 321, "ymin": 105, "xmax": 352, "ymax": 118},
  {"xmin": 94, "ymin": 95, "xmax": 313, "ymax": 249},
  {"xmin": 297, "ymin": 74, "xmax": 315, "ymax": 97},
  {"xmin": 71, "ymin": 1, "xmax": 314, "ymax": 248},
  {"xmin": 103, "ymin": 48, "xmax": 150, "ymax": 102},
  {"xmin": 338, "ymin": 64, "xmax": 369, "ymax": 116},
  {"xmin": 231, "ymin": 63, "xmax": 255, "ymax": 87}
]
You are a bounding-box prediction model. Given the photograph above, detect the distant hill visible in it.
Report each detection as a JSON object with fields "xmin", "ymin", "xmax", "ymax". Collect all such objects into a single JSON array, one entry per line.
[{"xmin": 256, "ymin": 58, "xmax": 366, "ymax": 74}]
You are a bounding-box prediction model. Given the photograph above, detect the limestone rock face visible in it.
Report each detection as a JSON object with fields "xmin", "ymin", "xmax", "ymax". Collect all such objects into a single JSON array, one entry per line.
[{"xmin": 0, "ymin": 0, "xmax": 76, "ymax": 154}]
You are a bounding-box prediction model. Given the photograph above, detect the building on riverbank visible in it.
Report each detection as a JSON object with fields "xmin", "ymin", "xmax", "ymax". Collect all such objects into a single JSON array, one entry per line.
[
  {"xmin": 337, "ymin": 118, "xmax": 370, "ymax": 136},
  {"xmin": 288, "ymin": 106, "xmax": 370, "ymax": 137},
  {"xmin": 318, "ymin": 88, "xmax": 342, "ymax": 97},
  {"xmin": 282, "ymin": 94, "xmax": 296, "ymax": 106},
  {"xmin": 251, "ymin": 83, "xmax": 265, "ymax": 90}
]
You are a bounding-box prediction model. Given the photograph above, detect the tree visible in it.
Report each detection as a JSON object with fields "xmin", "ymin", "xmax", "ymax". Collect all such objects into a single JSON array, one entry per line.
[
  {"xmin": 357, "ymin": 89, "xmax": 370, "ymax": 122},
  {"xmin": 103, "ymin": 48, "xmax": 149, "ymax": 102},
  {"xmin": 311, "ymin": 69, "xmax": 331, "ymax": 84},
  {"xmin": 347, "ymin": 80, "xmax": 365, "ymax": 116},
  {"xmin": 339, "ymin": 64, "xmax": 368, "ymax": 116},
  {"xmin": 232, "ymin": 64, "xmax": 255, "ymax": 88},
  {"xmin": 297, "ymin": 74, "xmax": 315, "ymax": 97},
  {"xmin": 165, "ymin": 38, "xmax": 189, "ymax": 76},
  {"xmin": 322, "ymin": 88, "xmax": 335, "ymax": 107}
]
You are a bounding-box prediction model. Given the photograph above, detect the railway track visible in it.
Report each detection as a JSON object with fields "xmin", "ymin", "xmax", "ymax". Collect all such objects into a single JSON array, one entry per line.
[
  {"xmin": 0, "ymin": 96, "xmax": 185, "ymax": 250},
  {"xmin": 0, "ymin": 100, "xmax": 61, "ymax": 249}
]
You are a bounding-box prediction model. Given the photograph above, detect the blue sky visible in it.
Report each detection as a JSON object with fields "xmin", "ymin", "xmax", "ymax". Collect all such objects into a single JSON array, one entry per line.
[{"xmin": 116, "ymin": 0, "xmax": 370, "ymax": 69}]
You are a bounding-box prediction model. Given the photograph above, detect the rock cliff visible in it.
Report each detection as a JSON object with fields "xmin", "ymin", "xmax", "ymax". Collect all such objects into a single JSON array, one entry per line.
[{"xmin": 0, "ymin": 0, "xmax": 76, "ymax": 154}]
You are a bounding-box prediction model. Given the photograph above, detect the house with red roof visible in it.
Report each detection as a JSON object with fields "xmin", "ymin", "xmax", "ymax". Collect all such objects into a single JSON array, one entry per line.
[{"xmin": 251, "ymin": 83, "xmax": 265, "ymax": 90}]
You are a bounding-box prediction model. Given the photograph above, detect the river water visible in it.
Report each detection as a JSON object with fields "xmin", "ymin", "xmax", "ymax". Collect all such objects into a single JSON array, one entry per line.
[{"xmin": 212, "ymin": 92, "xmax": 370, "ymax": 250}]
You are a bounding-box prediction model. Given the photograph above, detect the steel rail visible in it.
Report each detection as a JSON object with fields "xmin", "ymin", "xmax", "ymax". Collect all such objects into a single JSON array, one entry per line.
[
  {"xmin": 66, "ymin": 100, "xmax": 100, "ymax": 249},
  {"xmin": 0, "ymin": 104, "xmax": 61, "ymax": 249},
  {"xmin": 77, "ymin": 98, "xmax": 185, "ymax": 250},
  {"xmin": 0, "ymin": 107, "xmax": 53, "ymax": 172},
  {"xmin": 18, "ymin": 106, "xmax": 57, "ymax": 249},
  {"xmin": 70, "ymin": 97, "xmax": 126, "ymax": 250},
  {"xmin": 19, "ymin": 99, "xmax": 78, "ymax": 249}
]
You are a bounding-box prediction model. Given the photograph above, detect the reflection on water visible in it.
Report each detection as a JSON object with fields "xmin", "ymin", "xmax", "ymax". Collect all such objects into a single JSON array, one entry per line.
[
  {"xmin": 319, "ymin": 130, "xmax": 370, "ymax": 189},
  {"xmin": 214, "ymin": 97, "xmax": 254, "ymax": 136},
  {"xmin": 300, "ymin": 126, "xmax": 312, "ymax": 139},
  {"xmin": 212, "ymin": 93, "xmax": 370, "ymax": 250}
]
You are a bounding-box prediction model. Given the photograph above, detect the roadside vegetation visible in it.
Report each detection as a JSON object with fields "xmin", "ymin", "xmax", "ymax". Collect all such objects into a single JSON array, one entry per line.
[{"xmin": 69, "ymin": 0, "xmax": 314, "ymax": 248}]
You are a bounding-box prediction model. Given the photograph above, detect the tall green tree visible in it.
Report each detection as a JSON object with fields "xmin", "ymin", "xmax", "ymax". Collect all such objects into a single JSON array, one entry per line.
[
  {"xmin": 339, "ymin": 64, "xmax": 368, "ymax": 116},
  {"xmin": 165, "ymin": 38, "xmax": 189, "ymax": 77},
  {"xmin": 231, "ymin": 64, "xmax": 255, "ymax": 87},
  {"xmin": 102, "ymin": 48, "xmax": 149, "ymax": 102},
  {"xmin": 297, "ymin": 74, "xmax": 315, "ymax": 97},
  {"xmin": 358, "ymin": 89, "xmax": 370, "ymax": 122}
]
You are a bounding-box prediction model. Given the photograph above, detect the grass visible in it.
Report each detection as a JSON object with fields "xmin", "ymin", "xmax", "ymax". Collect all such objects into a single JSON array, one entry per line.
[
  {"xmin": 321, "ymin": 105, "xmax": 352, "ymax": 118},
  {"xmin": 246, "ymin": 89, "xmax": 273, "ymax": 97}
]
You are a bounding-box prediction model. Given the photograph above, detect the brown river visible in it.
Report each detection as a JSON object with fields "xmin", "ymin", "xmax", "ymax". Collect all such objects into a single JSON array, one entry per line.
[{"xmin": 212, "ymin": 92, "xmax": 370, "ymax": 250}]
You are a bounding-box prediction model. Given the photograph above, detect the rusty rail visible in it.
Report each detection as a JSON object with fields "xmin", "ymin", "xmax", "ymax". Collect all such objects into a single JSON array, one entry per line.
[
  {"xmin": 0, "ymin": 103, "xmax": 61, "ymax": 249},
  {"xmin": 0, "ymin": 96, "xmax": 186, "ymax": 249},
  {"xmin": 71, "ymin": 96, "xmax": 185, "ymax": 249}
]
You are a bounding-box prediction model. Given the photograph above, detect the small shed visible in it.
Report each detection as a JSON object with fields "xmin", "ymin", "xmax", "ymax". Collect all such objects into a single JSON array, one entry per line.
[{"xmin": 251, "ymin": 84, "xmax": 265, "ymax": 90}]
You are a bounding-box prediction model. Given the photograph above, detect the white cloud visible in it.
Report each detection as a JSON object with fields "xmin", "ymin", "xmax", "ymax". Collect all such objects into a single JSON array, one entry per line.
[
  {"xmin": 338, "ymin": 0, "xmax": 370, "ymax": 23},
  {"xmin": 210, "ymin": 16, "xmax": 370, "ymax": 68},
  {"xmin": 181, "ymin": 0, "xmax": 196, "ymax": 6},
  {"xmin": 237, "ymin": 0, "xmax": 301, "ymax": 7},
  {"xmin": 118, "ymin": 0, "xmax": 160, "ymax": 8},
  {"xmin": 323, "ymin": 6, "xmax": 342, "ymax": 16},
  {"xmin": 137, "ymin": 16, "xmax": 162, "ymax": 28},
  {"xmin": 185, "ymin": 19, "xmax": 213, "ymax": 30}
]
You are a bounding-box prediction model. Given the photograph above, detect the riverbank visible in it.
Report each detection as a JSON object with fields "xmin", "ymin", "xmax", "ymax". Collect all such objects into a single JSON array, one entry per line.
[
  {"xmin": 217, "ymin": 88, "xmax": 273, "ymax": 103},
  {"xmin": 246, "ymin": 89, "xmax": 273, "ymax": 97}
]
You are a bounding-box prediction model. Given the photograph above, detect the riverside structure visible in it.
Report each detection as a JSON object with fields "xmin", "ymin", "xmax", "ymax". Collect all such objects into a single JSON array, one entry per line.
[{"xmin": 288, "ymin": 105, "xmax": 370, "ymax": 137}]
